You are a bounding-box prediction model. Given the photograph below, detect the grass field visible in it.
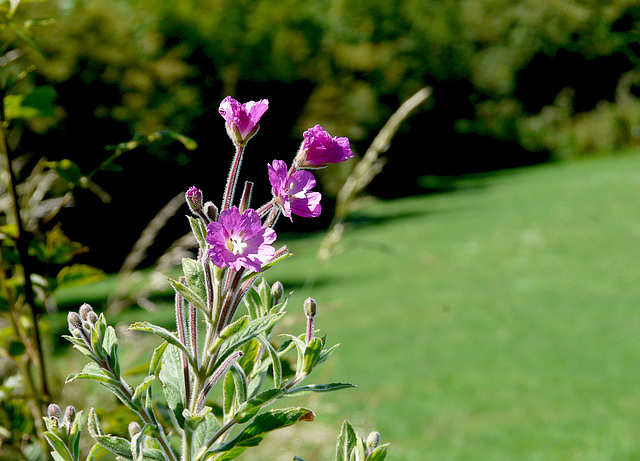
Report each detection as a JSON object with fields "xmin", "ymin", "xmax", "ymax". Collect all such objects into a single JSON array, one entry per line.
[{"xmin": 55, "ymin": 153, "xmax": 640, "ymax": 460}]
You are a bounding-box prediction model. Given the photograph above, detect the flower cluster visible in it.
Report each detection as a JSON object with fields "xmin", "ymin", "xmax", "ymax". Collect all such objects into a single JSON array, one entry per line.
[
  {"xmin": 205, "ymin": 96, "xmax": 353, "ymax": 272},
  {"xmin": 47, "ymin": 94, "xmax": 390, "ymax": 461}
]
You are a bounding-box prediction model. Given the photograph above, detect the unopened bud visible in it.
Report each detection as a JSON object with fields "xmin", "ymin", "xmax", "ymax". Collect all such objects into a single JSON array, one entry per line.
[
  {"xmin": 79, "ymin": 303, "xmax": 94, "ymax": 321},
  {"xmin": 303, "ymin": 297, "xmax": 317, "ymax": 318},
  {"xmin": 64, "ymin": 405, "xmax": 76, "ymax": 424},
  {"xmin": 86, "ymin": 311, "xmax": 98, "ymax": 327},
  {"xmin": 366, "ymin": 431, "xmax": 381, "ymax": 451},
  {"xmin": 271, "ymin": 281, "xmax": 284, "ymax": 303},
  {"xmin": 67, "ymin": 312, "xmax": 83, "ymax": 332},
  {"xmin": 48, "ymin": 404, "xmax": 61, "ymax": 421},
  {"xmin": 186, "ymin": 186, "xmax": 203, "ymax": 214},
  {"xmin": 204, "ymin": 201, "xmax": 218, "ymax": 222},
  {"xmin": 128, "ymin": 421, "xmax": 142, "ymax": 437}
]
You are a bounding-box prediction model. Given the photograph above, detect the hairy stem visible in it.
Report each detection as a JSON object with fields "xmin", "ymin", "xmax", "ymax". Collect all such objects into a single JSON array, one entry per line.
[{"xmin": 221, "ymin": 144, "xmax": 245, "ymax": 211}]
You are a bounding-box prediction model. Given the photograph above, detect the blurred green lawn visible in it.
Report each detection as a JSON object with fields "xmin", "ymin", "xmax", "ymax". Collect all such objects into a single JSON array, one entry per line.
[{"xmin": 55, "ymin": 152, "xmax": 640, "ymax": 460}]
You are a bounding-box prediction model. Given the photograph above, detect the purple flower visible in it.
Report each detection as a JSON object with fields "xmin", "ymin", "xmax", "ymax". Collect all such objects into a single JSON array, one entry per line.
[
  {"xmin": 296, "ymin": 125, "xmax": 353, "ymax": 168},
  {"xmin": 206, "ymin": 206, "xmax": 276, "ymax": 272},
  {"xmin": 219, "ymin": 96, "xmax": 269, "ymax": 145},
  {"xmin": 268, "ymin": 159, "xmax": 321, "ymax": 220}
]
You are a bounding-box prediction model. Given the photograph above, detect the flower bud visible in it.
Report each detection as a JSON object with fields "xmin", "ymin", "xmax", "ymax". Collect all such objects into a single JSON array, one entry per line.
[
  {"xmin": 186, "ymin": 186, "xmax": 203, "ymax": 215},
  {"xmin": 303, "ymin": 297, "xmax": 317, "ymax": 318},
  {"xmin": 64, "ymin": 405, "xmax": 76, "ymax": 424},
  {"xmin": 67, "ymin": 312, "xmax": 83, "ymax": 332},
  {"xmin": 366, "ymin": 431, "xmax": 381, "ymax": 451},
  {"xmin": 48, "ymin": 403, "xmax": 61, "ymax": 421},
  {"xmin": 86, "ymin": 311, "xmax": 98, "ymax": 327},
  {"xmin": 128, "ymin": 421, "xmax": 142, "ymax": 438},
  {"xmin": 79, "ymin": 303, "xmax": 94, "ymax": 321},
  {"xmin": 204, "ymin": 201, "xmax": 218, "ymax": 222},
  {"xmin": 271, "ymin": 281, "xmax": 284, "ymax": 303}
]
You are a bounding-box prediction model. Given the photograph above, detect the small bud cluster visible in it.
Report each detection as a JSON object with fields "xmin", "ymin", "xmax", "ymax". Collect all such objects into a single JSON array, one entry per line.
[
  {"xmin": 44, "ymin": 403, "xmax": 78, "ymax": 443},
  {"xmin": 67, "ymin": 303, "xmax": 96, "ymax": 348}
]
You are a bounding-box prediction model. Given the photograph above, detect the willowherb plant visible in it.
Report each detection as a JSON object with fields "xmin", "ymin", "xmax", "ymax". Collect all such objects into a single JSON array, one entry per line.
[{"xmin": 44, "ymin": 96, "xmax": 389, "ymax": 461}]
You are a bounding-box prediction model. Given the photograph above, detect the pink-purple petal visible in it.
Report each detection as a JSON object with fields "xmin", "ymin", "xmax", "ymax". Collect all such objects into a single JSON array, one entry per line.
[
  {"xmin": 300, "ymin": 125, "xmax": 353, "ymax": 167},
  {"xmin": 206, "ymin": 206, "xmax": 276, "ymax": 272}
]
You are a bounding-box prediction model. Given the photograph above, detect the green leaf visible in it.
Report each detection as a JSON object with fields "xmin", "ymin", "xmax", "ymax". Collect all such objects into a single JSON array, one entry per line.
[
  {"xmin": 149, "ymin": 342, "xmax": 169, "ymax": 376},
  {"xmin": 66, "ymin": 363, "xmax": 120, "ymax": 387},
  {"xmin": 238, "ymin": 338, "xmax": 260, "ymax": 377},
  {"xmin": 68, "ymin": 410, "xmax": 84, "ymax": 460},
  {"xmin": 188, "ymin": 216, "xmax": 208, "ymax": 250},
  {"xmin": 131, "ymin": 430, "xmax": 144, "ymax": 461},
  {"xmin": 43, "ymin": 431, "xmax": 74, "ymax": 461},
  {"xmin": 335, "ymin": 421, "xmax": 357, "ymax": 461},
  {"xmin": 213, "ymin": 313, "xmax": 284, "ymax": 366},
  {"xmin": 316, "ymin": 343, "xmax": 341, "ymax": 367},
  {"xmin": 44, "ymin": 159, "xmax": 85, "ymax": 187},
  {"xmin": 302, "ymin": 337, "xmax": 323, "ymax": 375},
  {"xmin": 56, "ymin": 264, "xmax": 105, "ymax": 289},
  {"xmin": 230, "ymin": 364, "xmax": 247, "ymax": 407},
  {"xmin": 210, "ymin": 316, "xmax": 249, "ymax": 353},
  {"xmin": 140, "ymin": 448, "xmax": 167, "ymax": 461},
  {"xmin": 368, "ymin": 444, "xmax": 390, "ymax": 461},
  {"xmin": 129, "ymin": 322, "xmax": 195, "ymax": 369},
  {"xmin": 257, "ymin": 279, "xmax": 272, "ymax": 317},
  {"xmin": 354, "ymin": 437, "xmax": 366, "ymax": 461},
  {"xmin": 243, "ymin": 288, "xmax": 260, "ymax": 320},
  {"xmin": 103, "ymin": 325, "xmax": 120, "ymax": 376},
  {"xmin": 85, "ymin": 444, "xmax": 101, "ymax": 461},
  {"xmin": 234, "ymin": 388, "xmax": 284, "ymax": 424},
  {"xmin": 182, "ymin": 258, "xmax": 207, "ymax": 304},
  {"xmin": 222, "ymin": 370, "xmax": 235, "ymax": 418},
  {"xmin": 279, "ymin": 334, "xmax": 306, "ymax": 375},
  {"xmin": 63, "ymin": 335, "xmax": 94, "ymax": 359},
  {"xmin": 193, "ymin": 413, "xmax": 221, "ymax": 456},
  {"xmin": 208, "ymin": 408, "xmax": 314, "ymax": 460},
  {"xmin": 87, "ymin": 408, "xmax": 132, "ymax": 458},
  {"xmin": 159, "ymin": 344, "xmax": 186, "ymax": 428},
  {"xmin": 256, "ymin": 336, "xmax": 282, "ymax": 388},
  {"xmin": 132, "ymin": 375, "xmax": 155, "ymax": 403},
  {"xmin": 52, "ymin": 452, "xmax": 67, "ymax": 461},
  {"xmin": 4, "ymin": 94, "xmax": 38, "ymax": 120},
  {"xmin": 285, "ymin": 383, "xmax": 356, "ymax": 396},
  {"xmin": 21, "ymin": 85, "xmax": 57, "ymax": 118},
  {"xmin": 168, "ymin": 278, "xmax": 207, "ymax": 314}
]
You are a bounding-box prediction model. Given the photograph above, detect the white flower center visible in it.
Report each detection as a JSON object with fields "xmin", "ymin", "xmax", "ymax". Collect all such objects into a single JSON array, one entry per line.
[
  {"xmin": 289, "ymin": 181, "xmax": 306, "ymax": 200},
  {"xmin": 227, "ymin": 235, "xmax": 247, "ymax": 255}
]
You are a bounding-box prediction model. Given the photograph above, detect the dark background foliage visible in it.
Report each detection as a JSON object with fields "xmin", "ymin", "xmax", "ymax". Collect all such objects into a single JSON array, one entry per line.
[{"xmin": 12, "ymin": 0, "xmax": 640, "ymax": 271}]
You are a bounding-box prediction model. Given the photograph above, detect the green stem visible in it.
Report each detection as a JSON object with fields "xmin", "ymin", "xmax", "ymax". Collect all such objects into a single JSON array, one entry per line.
[{"xmin": 182, "ymin": 426, "xmax": 193, "ymax": 461}]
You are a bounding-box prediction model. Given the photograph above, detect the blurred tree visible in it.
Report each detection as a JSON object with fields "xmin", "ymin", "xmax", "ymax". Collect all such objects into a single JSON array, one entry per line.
[{"xmin": 9, "ymin": 0, "xmax": 640, "ymax": 269}]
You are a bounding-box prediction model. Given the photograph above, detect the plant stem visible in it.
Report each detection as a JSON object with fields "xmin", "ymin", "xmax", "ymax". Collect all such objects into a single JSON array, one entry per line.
[
  {"xmin": 0, "ymin": 103, "xmax": 50, "ymax": 408},
  {"xmin": 221, "ymin": 144, "xmax": 245, "ymax": 211},
  {"xmin": 104, "ymin": 363, "xmax": 178, "ymax": 461}
]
